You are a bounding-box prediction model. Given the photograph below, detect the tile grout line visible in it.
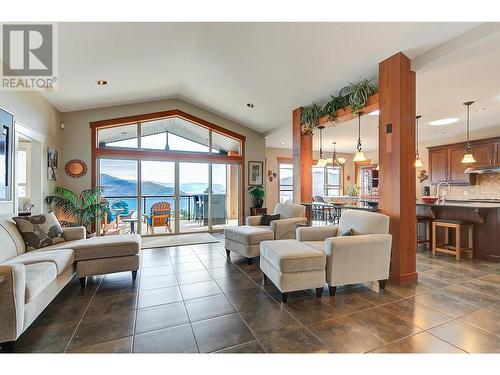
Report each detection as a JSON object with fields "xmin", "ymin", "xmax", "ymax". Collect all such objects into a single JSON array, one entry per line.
[{"xmin": 63, "ymin": 275, "xmax": 104, "ymax": 353}]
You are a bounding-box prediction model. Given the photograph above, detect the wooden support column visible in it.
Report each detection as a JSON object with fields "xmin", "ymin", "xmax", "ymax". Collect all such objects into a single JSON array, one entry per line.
[
  {"xmin": 379, "ymin": 52, "xmax": 417, "ymax": 283},
  {"xmin": 292, "ymin": 107, "xmax": 313, "ymax": 208}
]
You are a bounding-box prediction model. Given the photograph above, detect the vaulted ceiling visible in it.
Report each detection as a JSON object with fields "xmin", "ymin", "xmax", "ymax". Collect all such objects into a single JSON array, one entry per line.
[{"xmin": 41, "ymin": 22, "xmax": 480, "ymax": 139}]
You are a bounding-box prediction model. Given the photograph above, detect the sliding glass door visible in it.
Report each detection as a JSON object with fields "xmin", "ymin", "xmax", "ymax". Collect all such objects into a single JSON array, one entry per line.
[
  {"xmin": 98, "ymin": 158, "xmax": 139, "ymax": 236},
  {"xmin": 97, "ymin": 157, "xmax": 240, "ymax": 236}
]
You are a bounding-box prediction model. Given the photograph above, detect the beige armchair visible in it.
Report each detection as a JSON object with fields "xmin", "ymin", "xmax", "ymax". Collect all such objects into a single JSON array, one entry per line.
[
  {"xmin": 246, "ymin": 203, "xmax": 307, "ymax": 240},
  {"xmin": 296, "ymin": 209, "xmax": 392, "ymax": 295}
]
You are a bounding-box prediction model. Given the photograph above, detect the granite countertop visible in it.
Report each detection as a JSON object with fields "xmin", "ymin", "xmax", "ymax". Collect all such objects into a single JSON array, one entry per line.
[{"xmin": 416, "ymin": 199, "xmax": 500, "ymax": 209}]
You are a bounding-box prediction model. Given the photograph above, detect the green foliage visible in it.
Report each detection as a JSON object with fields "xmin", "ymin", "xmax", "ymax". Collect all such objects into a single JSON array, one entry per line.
[
  {"xmin": 248, "ymin": 185, "xmax": 265, "ymax": 198},
  {"xmin": 45, "ymin": 186, "xmax": 110, "ymax": 230},
  {"xmin": 344, "ymin": 77, "xmax": 377, "ymax": 114},
  {"xmin": 300, "ymin": 101, "xmax": 324, "ymax": 133},
  {"xmin": 345, "ymin": 184, "xmax": 359, "ymax": 197},
  {"xmin": 301, "ymin": 77, "xmax": 377, "ymax": 132},
  {"xmin": 323, "ymin": 94, "xmax": 349, "ymax": 122}
]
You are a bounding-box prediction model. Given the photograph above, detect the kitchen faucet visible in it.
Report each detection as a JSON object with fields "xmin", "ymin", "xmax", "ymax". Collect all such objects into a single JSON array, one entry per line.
[{"xmin": 436, "ymin": 182, "xmax": 451, "ymax": 204}]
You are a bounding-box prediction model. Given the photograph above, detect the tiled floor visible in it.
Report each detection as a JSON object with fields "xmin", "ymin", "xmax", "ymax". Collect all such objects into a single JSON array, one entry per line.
[{"xmin": 7, "ymin": 235, "xmax": 500, "ymax": 353}]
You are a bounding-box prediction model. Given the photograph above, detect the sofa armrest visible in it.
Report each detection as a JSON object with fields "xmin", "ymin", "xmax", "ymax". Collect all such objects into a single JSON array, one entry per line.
[
  {"xmin": 271, "ymin": 217, "xmax": 307, "ymax": 240},
  {"xmin": 296, "ymin": 226, "xmax": 338, "ymax": 242},
  {"xmin": 0, "ymin": 264, "xmax": 26, "ymax": 342},
  {"xmin": 62, "ymin": 226, "xmax": 86, "ymax": 241},
  {"xmin": 324, "ymin": 234, "xmax": 392, "ymax": 286},
  {"xmin": 246, "ymin": 215, "xmax": 262, "ymax": 226}
]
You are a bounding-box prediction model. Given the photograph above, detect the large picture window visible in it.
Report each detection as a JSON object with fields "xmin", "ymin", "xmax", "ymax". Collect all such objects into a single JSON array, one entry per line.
[
  {"xmin": 278, "ymin": 161, "xmax": 293, "ymax": 204},
  {"xmin": 91, "ymin": 110, "xmax": 245, "ymax": 236},
  {"xmin": 313, "ymin": 165, "xmax": 343, "ymax": 197}
]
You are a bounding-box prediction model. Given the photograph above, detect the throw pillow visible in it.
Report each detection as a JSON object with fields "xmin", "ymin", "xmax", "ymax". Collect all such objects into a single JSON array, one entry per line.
[
  {"xmin": 260, "ymin": 214, "xmax": 280, "ymax": 226},
  {"xmin": 339, "ymin": 228, "xmax": 353, "ymax": 236},
  {"xmin": 13, "ymin": 212, "xmax": 66, "ymax": 251}
]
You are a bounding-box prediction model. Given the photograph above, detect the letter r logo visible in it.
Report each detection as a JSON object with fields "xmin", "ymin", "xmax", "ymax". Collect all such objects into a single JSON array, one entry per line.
[{"xmin": 2, "ymin": 24, "xmax": 53, "ymax": 76}]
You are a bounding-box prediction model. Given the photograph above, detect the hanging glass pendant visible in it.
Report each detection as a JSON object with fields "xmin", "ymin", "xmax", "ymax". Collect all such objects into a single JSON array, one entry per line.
[
  {"xmin": 353, "ymin": 112, "xmax": 366, "ymax": 162},
  {"xmin": 461, "ymin": 101, "xmax": 476, "ymax": 164},
  {"xmin": 315, "ymin": 125, "xmax": 328, "ymax": 166},
  {"xmin": 415, "ymin": 115, "xmax": 423, "ymax": 168}
]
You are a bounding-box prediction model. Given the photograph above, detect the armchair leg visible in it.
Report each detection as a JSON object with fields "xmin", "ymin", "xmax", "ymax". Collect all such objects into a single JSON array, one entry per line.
[
  {"xmin": 328, "ymin": 285, "xmax": 337, "ymax": 296},
  {"xmin": 225, "ymin": 249, "xmax": 230, "ymax": 259},
  {"xmin": 378, "ymin": 279, "xmax": 388, "ymax": 289},
  {"xmin": 132, "ymin": 270, "xmax": 138, "ymax": 280},
  {"xmin": 79, "ymin": 277, "xmax": 86, "ymax": 288},
  {"xmin": 281, "ymin": 292, "xmax": 288, "ymax": 303},
  {"xmin": 247, "ymin": 257, "xmax": 253, "ymax": 265},
  {"xmin": 315, "ymin": 287, "xmax": 324, "ymax": 298},
  {"xmin": 0, "ymin": 341, "xmax": 14, "ymax": 353},
  {"xmin": 263, "ymin": 273, "xmax": 268, "ymax": 285}
]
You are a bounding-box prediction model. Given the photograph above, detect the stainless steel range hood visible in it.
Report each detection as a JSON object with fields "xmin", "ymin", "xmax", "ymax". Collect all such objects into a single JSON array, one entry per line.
[{"xmin": 464, "ymin": 165, "xmax": 500, "ymax": 174}]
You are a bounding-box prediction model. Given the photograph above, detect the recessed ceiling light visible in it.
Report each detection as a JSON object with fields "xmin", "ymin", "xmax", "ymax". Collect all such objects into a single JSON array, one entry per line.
[
  {"xmin": 281, "ymin": 142, "xmax": 285, "ymax": 145},
  {"xmin": 476, "ymin": 108, "xmax": 487, "ymax": 112},
  {"xmin": 438, "ymin": 132, "xmax": 445, "ymax": 135},
  {"xmin": 429, "ymin": 118, "xmax": 459, "ymax": 126},
  {"xmin": 247, "ymin": 103, "xmax": 255, "ymax": 108},
  {"xmin": 97, "ymin": 80, "xmax": 108, "ymax": 86},
  {"xmin": 368, "ymin": 110, "xmax": 380, "ymax": 116}
]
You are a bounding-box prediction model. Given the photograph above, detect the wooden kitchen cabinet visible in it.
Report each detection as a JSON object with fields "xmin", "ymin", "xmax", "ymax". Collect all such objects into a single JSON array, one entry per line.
[
  {"xmin": 429, "ymin": 149, "xmax": 448, "ymax": 184},
  {"xmin": 448, "ymin": 147, "xmax": 470, "ymax": 184},
  {"xmin": 428, "ymin": 136, "xmax": 500, "ymax": 185},
  {"xmin": 495, "ymin": 142, "xmax": 500, "ymax": 164},
  {"xmin": 472, "ymin": 143, "xmax": 494, "ymax": 166}
]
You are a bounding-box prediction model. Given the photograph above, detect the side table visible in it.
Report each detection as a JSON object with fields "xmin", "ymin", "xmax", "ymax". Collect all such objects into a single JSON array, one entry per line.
[{"xmin": 250, "ymin": 207, "xmax": 267, "ymax": 216}]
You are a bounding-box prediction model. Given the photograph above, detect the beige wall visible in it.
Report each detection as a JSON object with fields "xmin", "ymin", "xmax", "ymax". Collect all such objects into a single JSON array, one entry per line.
[
  {"xmin": 0, "ymin": 90, "xmax": 62, "ymax": 214},
  {"xmin": 264, "ymin": 147, "xmax": 355, "ymax": 209},
  {"xmin": 60, "ymin": 98, "xmax": 265, "ymax": 216}
]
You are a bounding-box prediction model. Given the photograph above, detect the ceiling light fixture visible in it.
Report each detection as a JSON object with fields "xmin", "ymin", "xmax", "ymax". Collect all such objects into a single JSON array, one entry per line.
[
  {"xmin": 247, "ymin": 103, "xmax": 255, "ymax": 108},
  {"xmin": 476, "ymin": 108, "xmax": 486, "ymax": 112},
  {"xmin": 415, "ymin": 115, "xmax": 423, "ymax": 168},
  {"xmin": 353, "ymin": 112, "xmax": 367, "ymax": 162},
  {"xmin": 315, "ymin": 125, "xmax": 328, "ymax": 167},
  {"xmin": 97, "ymin": 80, "xmax": 108, "ymax": 86},
  {"xmin": 429, "ymin": 118, "xmax": 459, "ymax": 126},
  {"xmin": 461, "ymin": 101, "xmax": 476, "ymax": 164},
  {"xmin": 328, "ymin": 141, "xmax": 345, "ymax": 167},
  {"xmin": 368, "ymin": 109, "xmax": 380, "ymax": 116},
  {"xmin": 438, "ymin": 132, "xmax": 445, "ymax": 136}
]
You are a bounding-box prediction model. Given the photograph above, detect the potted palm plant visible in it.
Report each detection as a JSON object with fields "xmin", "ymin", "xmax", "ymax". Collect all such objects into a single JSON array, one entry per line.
[
  {"xmin": 248, "ymin": 185, "xmax": 265, "ymax": 208},
  {"xmin": 45, "ymin": 186, "xmax": 110, "ymax": 235}
]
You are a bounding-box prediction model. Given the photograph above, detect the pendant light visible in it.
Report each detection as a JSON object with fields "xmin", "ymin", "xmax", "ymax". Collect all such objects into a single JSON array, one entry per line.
[
  {"xmin": 415, "ymin": 115, "xmax": 423, "ymax": 168},
  {"xmin": 328, "ymin": 141, "xmax": 345, "ymax": 166},
  {"xmin": 461, "ymin": 101, "xmax": 476, "ymax": 164},
  {"xmin": 353, "ymin": 112, "xmax": 367, "ymax": 162},
  {"xmin": 315, "ymin": 125, "xmax": 328, "ymax": 167}
]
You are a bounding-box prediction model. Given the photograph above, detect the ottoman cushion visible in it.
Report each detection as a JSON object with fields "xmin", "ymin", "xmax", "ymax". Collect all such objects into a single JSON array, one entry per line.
[
  {"xmin": 42, "ymin": 234, "xmax": 141, "ymax": 261},
  {"xmin": 224, "ymin": 225, "xmax": 274, "ymax": 245},
  {"xmin": 260, "ymin": 239, "xmax": 326, "ymax": 273}
]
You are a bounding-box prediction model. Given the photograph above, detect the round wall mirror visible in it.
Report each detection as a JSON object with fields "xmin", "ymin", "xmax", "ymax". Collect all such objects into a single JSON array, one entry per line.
[{"xmin": 65, "ymin": 159, "xmax": 87, "ymax": 178}]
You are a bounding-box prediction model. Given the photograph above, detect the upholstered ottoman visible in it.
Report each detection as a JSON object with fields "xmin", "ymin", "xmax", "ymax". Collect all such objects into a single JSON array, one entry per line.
[
  {"xmin": 260, "ymin": 239, "xmax": 326, "ymax": 303},
  {"xmin": 224, "ymin": 226, "xmax": 274, "ymax": 265}
]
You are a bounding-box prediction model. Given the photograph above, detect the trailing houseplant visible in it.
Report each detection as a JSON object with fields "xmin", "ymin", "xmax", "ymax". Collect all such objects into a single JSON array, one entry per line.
[
  {"xmin": 323, "ymin": 94, "xmax": 349, "ymax": 122},
  {"xmin": 300, "ymin": 101, "xmax": 324, "ymax": 135},
  {"xmin": 342, "ymin": 77, "xmax": 377, "ymax": 114},
  {"xmin": 45, "ymin": 186, "xmax": 110, "ymax": 233},
  {"xmin": 248, "ymin": 185, "xmax": 265, "ymax": 208}
]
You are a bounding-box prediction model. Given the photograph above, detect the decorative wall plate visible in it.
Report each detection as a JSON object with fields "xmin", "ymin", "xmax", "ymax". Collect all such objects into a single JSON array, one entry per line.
[{"xmin": 65, "ymin": 159, "xmax": 87, "ymax": 178}]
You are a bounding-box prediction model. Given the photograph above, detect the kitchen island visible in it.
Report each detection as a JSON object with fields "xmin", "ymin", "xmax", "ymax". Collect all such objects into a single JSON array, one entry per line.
[{"xmin": 416, "ymin": 199, "xmax": 500, "ymax": 262}]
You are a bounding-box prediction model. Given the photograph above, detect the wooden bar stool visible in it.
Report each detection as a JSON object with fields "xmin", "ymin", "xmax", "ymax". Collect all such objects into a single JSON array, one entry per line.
[
  {"xmin": 416, "ymin": 216, "xmax": 433, "ymax": 250},
  {"xmin": 432, "ymin": 219, "xmax": 473, "ymax": 260}
]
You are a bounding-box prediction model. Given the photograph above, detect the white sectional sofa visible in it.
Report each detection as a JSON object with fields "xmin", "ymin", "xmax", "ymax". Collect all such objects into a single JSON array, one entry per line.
[{"xmin": 0, "ymin": 213, "xmax": 140, "ymax": 349}]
